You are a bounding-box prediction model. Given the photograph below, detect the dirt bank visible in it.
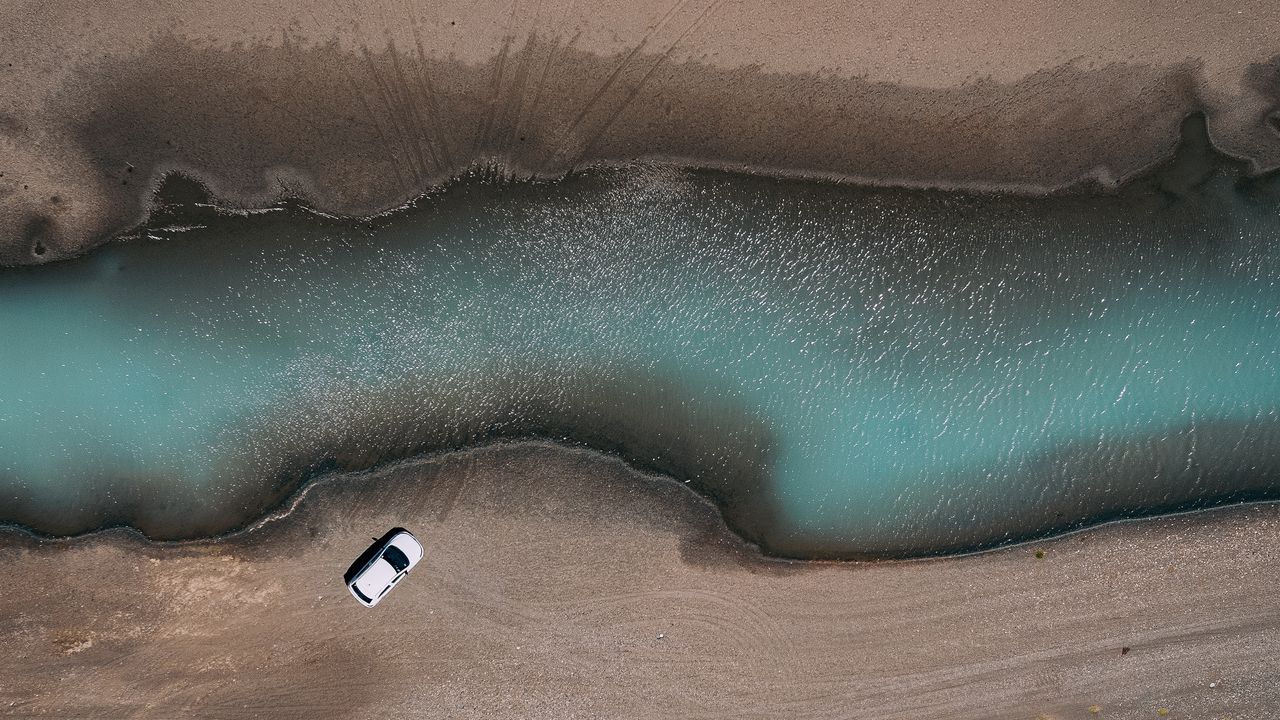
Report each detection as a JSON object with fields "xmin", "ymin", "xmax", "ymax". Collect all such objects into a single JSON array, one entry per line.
[
  {"xmin": 1, "ymin": 0, "xmax": 1279, "ymax": 263},
  {"xmin": 2, "ymin": 442, "xmax": 1276, "ymax": 718}
]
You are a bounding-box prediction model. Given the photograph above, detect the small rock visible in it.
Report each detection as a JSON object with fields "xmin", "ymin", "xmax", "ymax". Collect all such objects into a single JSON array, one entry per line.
[{"xmin": 656, "ymin": 633, "xmax": 665, "ymax": 640}]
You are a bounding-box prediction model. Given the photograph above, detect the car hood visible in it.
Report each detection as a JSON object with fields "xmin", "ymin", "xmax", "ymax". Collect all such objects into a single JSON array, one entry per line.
[{"xmin": 353, "ymin": 558, "xmax": 398, "ymax": 600}]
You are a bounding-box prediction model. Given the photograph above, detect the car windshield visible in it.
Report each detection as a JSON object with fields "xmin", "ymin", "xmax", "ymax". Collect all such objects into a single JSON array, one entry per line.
[{"xmin": 383, "ymin": 545, "xmax": 411, "ymax": 573}]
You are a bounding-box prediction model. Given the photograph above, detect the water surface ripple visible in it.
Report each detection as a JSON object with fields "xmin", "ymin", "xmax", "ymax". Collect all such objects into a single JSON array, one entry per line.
[{"xmin": 3, "ymin": 146, "xmax": 1279, "ymax": 557}]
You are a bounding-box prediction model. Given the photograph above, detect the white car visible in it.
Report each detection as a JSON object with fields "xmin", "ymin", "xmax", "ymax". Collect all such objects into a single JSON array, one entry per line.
[{"xmin": 344, "ymin": 528, "xmax": 423, "ymax": 607}]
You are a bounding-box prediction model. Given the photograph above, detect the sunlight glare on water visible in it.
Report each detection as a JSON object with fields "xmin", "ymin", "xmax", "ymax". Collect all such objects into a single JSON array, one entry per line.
[{"xmin": 1, "ymin": 167, "xmax": 1278, "ymax": 556}]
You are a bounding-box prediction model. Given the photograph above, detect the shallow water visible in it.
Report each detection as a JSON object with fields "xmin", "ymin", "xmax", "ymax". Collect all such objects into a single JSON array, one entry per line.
[{"xmin": 2, "ymin": 146, "xmax": 1279, "ymax": 556}]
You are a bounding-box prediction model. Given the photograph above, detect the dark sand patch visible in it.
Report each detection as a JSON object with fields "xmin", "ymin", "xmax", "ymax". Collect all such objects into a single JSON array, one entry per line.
[
  {"xmin": 2, "ymin": 0, "xmax": 1279, "ymax": 263},
  {"xmin": 1, "ymin": 442, "xmax": 1276, "ymax": 718}
]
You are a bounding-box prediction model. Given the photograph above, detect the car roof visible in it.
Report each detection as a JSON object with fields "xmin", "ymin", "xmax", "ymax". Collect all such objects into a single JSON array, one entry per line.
[{"xmin": 353, "ymin": 557, "xmax": 399, "ymax": 601}]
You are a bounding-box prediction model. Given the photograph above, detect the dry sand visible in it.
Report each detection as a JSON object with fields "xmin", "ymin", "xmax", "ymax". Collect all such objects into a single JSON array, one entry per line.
[
  {"xmin": 2, "ymin": 0, "xmax": 1280, "ymax": 262},
  {"xmin": 2, "ymin": 442, "xmax": 1276, "ymax": 719},
  {"xmin": 3, "ymin": 2, "xmax": 1279, "ymax": 716}
]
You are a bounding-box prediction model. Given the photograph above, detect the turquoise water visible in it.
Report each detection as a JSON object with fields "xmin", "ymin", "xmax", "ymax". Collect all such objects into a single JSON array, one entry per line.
[{"xmin": 2, "ymin": 155, "xmax": 1279, "ymax": 557}]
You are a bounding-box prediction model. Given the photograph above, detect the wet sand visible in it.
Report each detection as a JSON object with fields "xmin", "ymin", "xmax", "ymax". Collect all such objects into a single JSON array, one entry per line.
[
  {"xmin": 3, "ymin": 2, "xmax": 1279, "ymax": 715},
  {"xmin": 2, "ymin": 442, "xmax": 1276, "ymax": 719},
  {"xmin": 2, "ymin": 0, "xmax": 1280, "ymax": 262}
]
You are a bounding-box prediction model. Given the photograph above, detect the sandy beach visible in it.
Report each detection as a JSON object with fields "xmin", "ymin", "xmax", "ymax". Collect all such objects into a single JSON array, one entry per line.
[
  {"xmin": 3, "ymin": 2, "xmax": 1280, "ymax": 716},
  {"xmin": 1, "ymin": 442, "xmax": 1276, "ymax": 719},
  {"xmin": 2, "ymin": 0, "xmax": 1280, "ymax": 262}
]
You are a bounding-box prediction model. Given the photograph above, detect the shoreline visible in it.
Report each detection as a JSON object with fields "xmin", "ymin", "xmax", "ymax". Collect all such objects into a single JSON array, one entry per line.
[
  {"xmin": 3, "ymin": 441, "xmax": 1277, "ymax": 718},
  {"xmin": 11, "ymin": 106, "xmax": 1272, "ymax": 270},
  {"xmin": 3, "ymin": 438, "xmax": 1279, "ymax": 567},
  {"xmin": 3, "ymin": 1, "xmax": 1279, "ymax": 263}
]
